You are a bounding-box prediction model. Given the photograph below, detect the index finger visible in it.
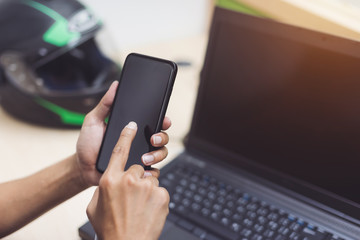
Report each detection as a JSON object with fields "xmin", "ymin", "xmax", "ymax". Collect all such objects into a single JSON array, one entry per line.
[{"xmin": 105, "ymin": 121, "xmax": 138, "ymax": 175}]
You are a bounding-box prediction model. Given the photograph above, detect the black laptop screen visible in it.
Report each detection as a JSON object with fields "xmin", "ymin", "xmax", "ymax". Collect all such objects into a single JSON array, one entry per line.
[{"xmin": 190, "ymin": 8, "xmax": 360, "ymax": 208}]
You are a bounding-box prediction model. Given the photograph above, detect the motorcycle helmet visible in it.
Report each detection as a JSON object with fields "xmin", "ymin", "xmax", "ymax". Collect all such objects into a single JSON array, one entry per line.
[{"xmin": 0, "ymin": 0, "xmax": 121, "ymax": 128}]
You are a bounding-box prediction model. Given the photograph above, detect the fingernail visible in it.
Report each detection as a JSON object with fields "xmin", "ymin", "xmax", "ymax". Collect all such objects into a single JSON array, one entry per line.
[
  {"xmin": 153, "ymin": 135, "xmax": 162, "ymax": 145},
  {"xmin": 126, "ymin": 121, "xmax": 137, "ymax": 129},
  {"xmin": 143, "ymin": 171, "xmax": 152, "ymax": 177},
  {"xmin": 142, "ymin": 154, "xmax": 155, "ymax": 165}
]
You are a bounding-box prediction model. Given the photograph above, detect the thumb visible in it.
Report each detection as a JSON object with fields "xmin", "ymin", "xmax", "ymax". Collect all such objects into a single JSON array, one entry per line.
[{"xmin": 87, "ymin": 81, "xmax": 118, "ymax": 124}]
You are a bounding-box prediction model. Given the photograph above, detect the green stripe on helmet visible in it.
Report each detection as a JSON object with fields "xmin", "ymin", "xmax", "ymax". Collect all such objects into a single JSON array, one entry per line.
[
  {"xmin": 35, "ymin": 98, "xmax": 85, "ymax": 126},
  {"xmin": 23, "ymin": 0, "xmax": 80, "ymax": 47}
]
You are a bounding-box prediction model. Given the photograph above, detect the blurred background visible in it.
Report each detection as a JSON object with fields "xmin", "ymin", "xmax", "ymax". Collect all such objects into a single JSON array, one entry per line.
[{"xmin": 0, "ymin": 0, "xmax": 360, "ymax": 239}]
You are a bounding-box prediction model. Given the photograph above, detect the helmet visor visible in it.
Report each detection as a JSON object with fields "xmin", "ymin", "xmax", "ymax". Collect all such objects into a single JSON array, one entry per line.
[{"xmin": 34, "ymin": 33, "xmax": 120, "ymax": 94}]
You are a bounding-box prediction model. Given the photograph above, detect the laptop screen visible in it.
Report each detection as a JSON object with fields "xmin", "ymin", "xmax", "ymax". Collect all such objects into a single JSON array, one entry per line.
[{"xmin": 189, "ymin": 7, "xmax": 360, "ymax": 216}]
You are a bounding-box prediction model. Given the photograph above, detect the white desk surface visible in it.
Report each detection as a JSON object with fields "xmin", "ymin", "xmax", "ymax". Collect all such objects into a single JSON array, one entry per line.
[{"xmin": 0, "ymin": 34, "xmax": 208, "ymax": 239}]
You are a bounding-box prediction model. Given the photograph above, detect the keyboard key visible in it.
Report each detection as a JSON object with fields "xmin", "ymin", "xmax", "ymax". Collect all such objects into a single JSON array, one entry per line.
[
  {"xmin": 194, "ymin": 194, "xmax": 203, "ymax": 203},
  {"xmin": 301, "ymin": 227, "xmax": 327, "ymax": 240},
  {"xmin": 232, "ymin": 213, "xmax": 242, "ymax": 222},
  {"xmin": 257, "ymin": 207, "xmax": 268, "ymax": 216},
  {"xmin": 166, "ymin": 173, "xmax": 175, "ymax": 181},
  {"xmin": 218, "ymin": 189, "xmax": 227, "ymax": 196},
  {"xmin": 211, "ymin": 212, "xmax": 219, "ymax": 221},
  {"xmin": 208, "ymin": 192, "xmax": 216, "ymax": 200},
  {"xmin": 209, "ymin": 184, "xmax": 217, "ymax": 192},
  {"xmin": 268, "ymin": 212, "xmax": 280, "ymax": 221},
  {"xmin": 189, "ymin": 183, "xmax": 197, "ymax": 191},
  {"xmin": 247, "ymin": 203, "xmax": 258, "ymax": 212},
  {"xmin": 223, "ymin": 208, "xmax": 231, "ymax": 217},
  {"xmin": 220, "ymin": 217, "xmax": 229, "ymax": 226},
  {"xmin": 227, "ymin": 200, "xmax": 235, "ymax": 208},
  {"xmin": 203, "ymin": 199, "xmax": 212, "ymax": 208},
  {"xmin": 193, "ymin": 227, "xmax": 207, "ymax": 239},
  {"xmin": 180, "ymin": 179, "xmax": 188, "ymax": 186},
  {"xmin": 251, "ymin": 234, "xmax": 263, "ymax": 240},
  {"xmin": 289, "ymin": 232, "xmax": 300, "ymax": 239},
  {"xmin": 257, "ymin": 216, "xmax": 267, "ymax": 225},
  {"xmin": 240, "ymin": 228, "xmax": 252, "ymax": 237},
  {"xmin": 198, "ymin": 187, "xmax": 207, "ymax": 195},
  {"xmin": 269, "ymin": 221, "xmax": 279, "ymax": 231},
  {"xmin": 247, "ymin": 211, "xmax": 257, "ymax": 220},
  {"xmin": 182, "ymin": 198, "xmax": 190, "ymax": 207},
  {"xmin": 201, "ymin": 208, "xmax": 210, "ymax": 217},
  {"xmin": 231, "ymin": 222, "xmax": 241, "ymax": 232},
  {"xmin": 161, "ymin": 178, "xmax": 172, "ymax": 187},
  {"xmin": 205, "ymin": 233, "xmax": 222, "ymax": 240},
  {"xmin": 263, "ymin": 229, "xmax": 275, "ymax": 238},
  {"xmin": 169, "ymin": 202, "xmax": 176, "ymax": 209},
  {"xmin": 175, "ymin": 185, "xmax": 184, "ymax": 194},
  {"xmin": 188, "ymin": 212, "xmax": 239, "ymax": 240},
  {"xmin": 237, "ymin": 206, "xmax": 246, "ymax": 214},
  {"xmin": 289, "ymin": 222, "xmax": 302, "ymax": 232},
  {"xmin": 237, "ymin": 197, "xmax": 249, "ymax": 205},
  {"xmin": 253, "ymin": 223, "xmax": 264, "ymax": 233},
  {"xmin": 243, "ymin": 218, "xmax": 254, "ymax": 228},
  {"xmin": 213, "ymin": 204, "xmax": 222, "ymax": 212},
  {"xmin": 277, "ymin": 226, "xmax": 290, "ymax": 236},
  {"xmin": 172, "ymin": 193, "xmax": 181, "ymax": 202},
  {"xmin": 217, "ymin": 196, "xmax": 226, "ymax": 204},
  {"xmin": 177, "ymin": 205, "xmax": 187, "ymax": 214},
  {"xmin": 184, "ymin": 190, "xmax": 194, "ymax": 198},
  {"xmin": 274, "ymin": 235, "xmax": 286, "ymax": 240},
  {"xmin": 191, "ymin": 202, "xmax": 201, "ymax": 212}
]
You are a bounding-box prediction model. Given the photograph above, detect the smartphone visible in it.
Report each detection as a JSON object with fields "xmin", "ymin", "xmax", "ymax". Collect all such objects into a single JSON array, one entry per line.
[{"xmin": 96, "ymin": 53, "xmax": 177, "ymax": 173}]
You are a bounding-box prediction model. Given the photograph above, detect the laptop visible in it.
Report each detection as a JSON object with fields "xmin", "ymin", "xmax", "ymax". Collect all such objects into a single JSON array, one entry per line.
[{"xmin": 79, "ymin": 6, "xmax": 360, "ymax": 240}]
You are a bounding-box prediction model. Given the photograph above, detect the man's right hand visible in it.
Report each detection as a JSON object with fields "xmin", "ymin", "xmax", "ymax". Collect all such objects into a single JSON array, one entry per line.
[{"xmin": 86, "ymin": 121, "xmax": 170, "ymax": 240}]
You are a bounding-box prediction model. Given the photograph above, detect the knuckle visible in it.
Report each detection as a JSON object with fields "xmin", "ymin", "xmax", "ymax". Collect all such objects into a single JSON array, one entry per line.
[
  {"xmin": 142, "ymin": 180, "xmax": 153, "ymax": 192},
  {"xmin": 130, "ymin": 164, "xmax": 143, "ymax": 172},
  {"xmin": 122, "ymin": 172, "xmax": 137, "ymax": 186},
  {"xmin": 84, "ymin": 113, "xmax": 96, "ymax": 125},
  {"xmin": 150, "ymin": 168, "xmax": 160, "ymax": 178},
  {"xmin": 112, "ymin": 144, "xmax": 127, "ymax": 155},
  {"xmin": 155, "ymin": 147, "xmax": 168, "ymax": 160},
  {"xmin": 152, "ymin": 177, "xmax": 160, "ymax": 186},
  {"xmin": 157, "ymin": 187, "xmax": 170, "ymax": 205},
  {"xmin": 120, "ymin": 128, "xmax": 133, "ymax": 139},
  {"xmin": 99, "ymin": 174, "xmax": 116, "ymax": 190}
]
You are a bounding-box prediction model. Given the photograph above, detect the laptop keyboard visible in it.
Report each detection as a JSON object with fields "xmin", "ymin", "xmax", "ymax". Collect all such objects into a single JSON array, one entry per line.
[{"xmin": 159, "ymin": 164, "xmax": 348, "ymax": 240}]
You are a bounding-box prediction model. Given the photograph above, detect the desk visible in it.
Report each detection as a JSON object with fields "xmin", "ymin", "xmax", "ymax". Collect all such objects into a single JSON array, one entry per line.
[{"xmin": 0, "ymin": 34, "xmax": 207, "ymax": 239}]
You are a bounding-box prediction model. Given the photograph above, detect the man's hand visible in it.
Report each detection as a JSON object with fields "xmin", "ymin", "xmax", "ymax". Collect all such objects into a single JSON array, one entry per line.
[
  {"xmin": 76, "ymin": 81, "xmax": 171, "ymax": 187},
  {"xmin": 87, "ymin": 122, "xmax": 170, "ymax": 240}
]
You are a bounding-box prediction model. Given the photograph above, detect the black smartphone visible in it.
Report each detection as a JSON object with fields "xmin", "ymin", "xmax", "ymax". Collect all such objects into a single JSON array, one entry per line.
[{"xmin": 96, "ymin": 53, "xmax": 177, "ymax": 173}]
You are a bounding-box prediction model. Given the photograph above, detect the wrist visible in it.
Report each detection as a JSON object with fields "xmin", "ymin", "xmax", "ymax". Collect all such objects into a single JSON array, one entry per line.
[{"xmin": 67, "ymin": 154, "xmax": 90, "ymax": 191}]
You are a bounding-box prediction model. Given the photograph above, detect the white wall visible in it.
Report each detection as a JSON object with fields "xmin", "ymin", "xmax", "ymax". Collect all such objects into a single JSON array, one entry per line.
[{"xmin": 81, "ymin": 0, "xmax": 209, "ymax": 49}]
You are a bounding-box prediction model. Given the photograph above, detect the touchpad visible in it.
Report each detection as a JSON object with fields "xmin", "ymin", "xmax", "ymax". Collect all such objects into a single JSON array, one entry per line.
[{"xmin": 159, "ymin": 221, "xmax": 200, "ymax": 240}]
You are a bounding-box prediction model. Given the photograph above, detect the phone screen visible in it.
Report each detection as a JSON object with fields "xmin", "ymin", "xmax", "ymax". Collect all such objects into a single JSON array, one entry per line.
[{"xmin": 96, "ymin": 53, "xmax": 177, "ymax": 172}]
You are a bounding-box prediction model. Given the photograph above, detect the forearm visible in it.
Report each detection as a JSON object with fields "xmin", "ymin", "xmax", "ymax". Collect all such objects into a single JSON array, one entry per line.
[{"xmin": 0, "ymin": 154, "xmax": 87, "ymax": 237}]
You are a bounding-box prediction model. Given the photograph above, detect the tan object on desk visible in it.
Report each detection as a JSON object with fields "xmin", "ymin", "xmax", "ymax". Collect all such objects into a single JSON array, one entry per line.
[{"xmin": 236, "ymin": 0, "xmax": 360, "ymax": 41}]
